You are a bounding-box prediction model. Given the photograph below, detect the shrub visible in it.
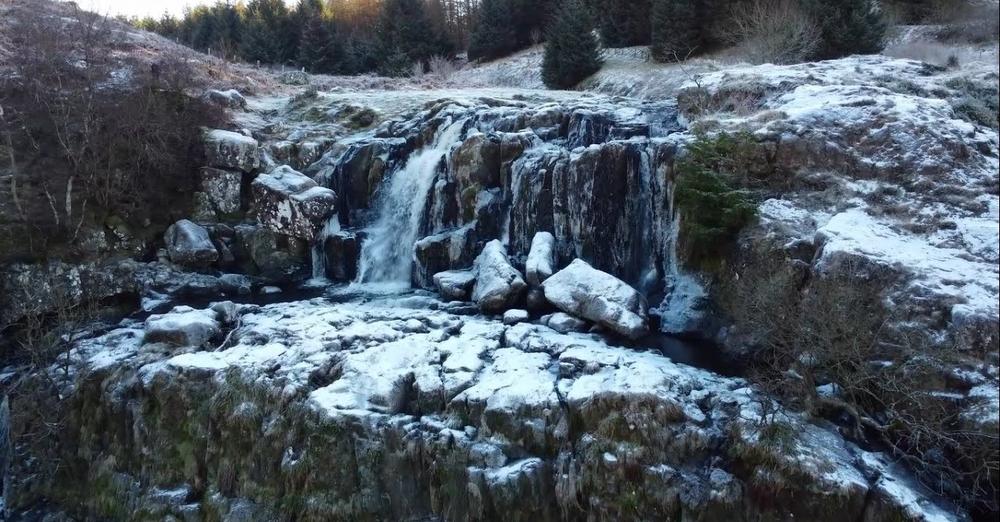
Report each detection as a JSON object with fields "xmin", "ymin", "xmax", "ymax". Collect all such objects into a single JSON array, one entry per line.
[
  {"xmin": 0, "ymin": 7, "xmax": 224, "ymax": 262},
  {"xmin": 720, "ymin": 256, "xmax": 1000, "ymax": 514},
  {"xmin": 542, "ymin": 0, "xmax": 603, "ymax": 89},
  {"xmin": 650, "ymin": 0, "xmax": 702, "ymax": 62},
  {"xmin": 673, "ymin": 132, "xmax": 760, "ymax": 267},
  {"xmin": 724, "ymin": 0, "xmax": 821, "ymax": 65},
  {"xmin": 804, "ymin": 0, "xmax": 886, "ymax": 59},
  {"xmin": 468, "ymin": 0, "xmax": 519, "ymax": 61}
]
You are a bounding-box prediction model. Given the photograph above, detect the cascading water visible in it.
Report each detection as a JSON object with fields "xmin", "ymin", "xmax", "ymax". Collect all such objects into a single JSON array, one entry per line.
[
  {"xmin": 653, "ymin": 183, "xmax": 708, "ymax": 334},
  {"xmin": 355, "ymin": 117, "xmax": 467, "ymax": 285},
  {"xmin": 310, "ymin": 214, "xmax": 342, "ymax": 281}
]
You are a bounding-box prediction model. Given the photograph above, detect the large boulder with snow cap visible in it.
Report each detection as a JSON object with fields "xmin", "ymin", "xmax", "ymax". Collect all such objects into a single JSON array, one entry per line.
[
  {"xmin": 525, "ymin": 231, "xmax": 556, "ymax": 286},
  {"xmin": 542, "ymin": 259, "xmax": 648, "ymax": 339},
  {"xmin": 251, "ymin": 166, "xmax": 337, "ymax": 240},
  {"xmin": 164, "ymin": 220, "xmax": 218, "ymax": 268},
  {"xmin": 203, "ymin": 129, "xmax": 259, "ymax": 172},
  {"xmin": 143, "ymin": 305, "xmax": 221, "ymax": 347},
  {"xmin": 472, "ymin": 240, "xmax": 527, "ymax": 313}
]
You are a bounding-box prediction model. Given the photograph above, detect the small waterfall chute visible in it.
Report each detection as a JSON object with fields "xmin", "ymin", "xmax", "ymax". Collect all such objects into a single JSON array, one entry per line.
[
  {"xmin": 355, "ymin": 117, "xmax": 467, "ymax": 285},
  {"xmin": 310, "ymin": 214, "xmax": 342, "ymax": 283}
]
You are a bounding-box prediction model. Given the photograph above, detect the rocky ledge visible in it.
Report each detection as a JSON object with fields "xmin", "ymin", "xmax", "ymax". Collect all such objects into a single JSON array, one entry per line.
[{"xmin": 10, "ymin": 295, "xmax": 960, "ymax": 521}]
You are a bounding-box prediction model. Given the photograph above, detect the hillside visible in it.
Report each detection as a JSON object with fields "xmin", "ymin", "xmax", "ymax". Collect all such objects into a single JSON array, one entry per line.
[{"xmin": 0, "ymin": 0, "xmax": 998, "ymax": 520}]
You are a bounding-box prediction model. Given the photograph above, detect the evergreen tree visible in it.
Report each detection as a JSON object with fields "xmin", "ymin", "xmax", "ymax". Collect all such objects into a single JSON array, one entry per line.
[
  {"xmin": 651, "ymin": 0, "xmax": 701, "ymax": 62},
  {"xmin": 468, "ymin": 0, "xmax": 518, "ymax": 61},
  {"xmin": 510, "ymin": 0, "xmax": 558, "ymax": 46},
  {"xmin": 296, "ymin": 0, "xmax": 344, "ymax": 73},
  {"xmin": 375, "ymin": 0, "xmax": 452, "ymax": 75},
  {"xmin": 542, "ymin": 0, "xmax": 602, "ymax": 89},
  {"xmin": 241, "ymin": 0, "xmax": 296, "ymax": 64},
  {"xmin": 592, "ymin": 0, "xmax": 651, "ymax": 47},
  {"xmin": 804, "ymin": 0, "xmax": 886, "ymax": 59}
]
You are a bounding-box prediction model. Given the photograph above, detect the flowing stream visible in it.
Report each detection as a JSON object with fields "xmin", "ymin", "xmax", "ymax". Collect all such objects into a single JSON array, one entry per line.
[{"xmin": 354, "ymin": 118, "xmax": 466, "ymax": 285}]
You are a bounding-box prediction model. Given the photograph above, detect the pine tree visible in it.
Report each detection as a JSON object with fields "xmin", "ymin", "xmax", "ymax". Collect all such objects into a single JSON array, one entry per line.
[
  {"xmin": 592, "ymin": 0, "xmax": 651, "ymax": 48},
  {"xmin": 805, "ymin": 0, "xmax": 886, "ymax": 59},
  {"xmin": 376, "ymin": 0, "xmax": 452, "ymax": 75},
  {"xmin": 542, "ymin": 0, "xmax": 602, "ymax": 89},
  {"xmin": 297, "ymin": 0, "xmax": 343, "ymax": 74},
  {"xmin": 241, "ymin": 0, "xmax": 296, "ymax": 64},
  {"xmin": 650, "ymin": 0, "xmax": 701, "ymax": 62},
  {"xmin": 468, "ymin": 0, "xmax": 518, "ymax": 61}
]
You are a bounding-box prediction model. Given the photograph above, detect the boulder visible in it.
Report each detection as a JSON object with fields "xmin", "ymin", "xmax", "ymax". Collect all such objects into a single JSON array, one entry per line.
[
  {"xmin": 472, "ymin": 240, "xmax": 527, "ymax": 313},
  {"xmin": 546, "ymin": 312, "xmax": 588, "ymax": 334},
  {"xmin": 433, "ymin": 270, "xmax": 476, "ymax": 301},
  {"xmin": 525, "ymin": 232, "xmax": 556, "ymax": 286},
  {"xmin": 542, "ymin": 259, "xmax": 648, "ymax": 339},
  {"xmin": 413, "ymin": 226, "xmax": 476, "ymax": 289},
  {"xmin": 203, "ymin": 129, "xmax": 259, "ymax": 172},
  {"xmin": 143, "ymin": 306, "xmax": 221, "ymax": 347},
  {"xmin": 251, "ymin": 166, "xmax": 337, "ymax": 240},
  {"xmin": 503, "ymin": 309, "xmax": 530, "ymax": 325},
  {"xmin": 204, "ymin": 89, "xmax": 247, "ymax": 110},
  {"xmin": 233, "ymin": 225, "xmax": 310, "ymax": 281},
  {"xmin": 198, "ymin": 167, "xmax": 243, "ymax": 215},
  {"xmin": 164, "ymin": 220, "xmax": 219, "ymax": 268}
]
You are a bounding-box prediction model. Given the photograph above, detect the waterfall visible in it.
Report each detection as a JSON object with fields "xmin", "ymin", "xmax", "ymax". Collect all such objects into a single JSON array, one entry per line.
[
  {"xmin": 653, "ymin": 183, "xmax": 708, "ymax": 334},
  {"xmin": 355, "ymin": 118, "xmax": 467, "ymax": 285},
  {"xmin": 310, "ymin": 215, "xmax": 342, "ymax": 281}
]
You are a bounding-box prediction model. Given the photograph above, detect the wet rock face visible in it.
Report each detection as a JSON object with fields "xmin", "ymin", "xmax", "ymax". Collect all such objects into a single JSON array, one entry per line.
[
  {"xmin": 322, "ymin": 230, "xmax": 362, "ymax": 282},
  {"xmin": 18, "ymin": 298, "xmax": 956, "ymax": 521},
  {"xmin": 251, "ymin": 166, "xmax": 338, "ymax": 240},
  {"xmin": 542, "ymin": 259, "xmax": 648, "ymax": 339},
  {"xmin": 203, "ymin": 129, "xmax": 259, "ymax": 172},
  {"xmin": 164, "ymin": 220, "xmax": 219, "ymax": 268},
  {"xmin": 553, "ymin": 141, "xmax": 657, "ymax": 285},
  {"xmin": 322, "ymin": 138, "xmax": 409, "ymax": 226}
]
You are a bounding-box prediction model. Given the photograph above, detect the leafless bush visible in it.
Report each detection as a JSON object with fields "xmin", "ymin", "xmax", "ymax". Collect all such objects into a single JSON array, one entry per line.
[
  {"xmin": 0, "ymin": 5, "xmax": 223, "ymax": 262},
  {"xmin": 723, "ymin": 0, "xmax": 821, "ymax": 65},
  {"xmin": 720, "ymin": 254, "xmax": 999, "ymax": 513},
  {"xmin": 427, "ymin": 55, "xmax": 458, "ymax": 78}
]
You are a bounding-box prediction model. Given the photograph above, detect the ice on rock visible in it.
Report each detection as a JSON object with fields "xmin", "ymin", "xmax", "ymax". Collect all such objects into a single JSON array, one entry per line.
[{"xmin": 525, "ymin": 231, "xmax": 556, "ymax": 286}]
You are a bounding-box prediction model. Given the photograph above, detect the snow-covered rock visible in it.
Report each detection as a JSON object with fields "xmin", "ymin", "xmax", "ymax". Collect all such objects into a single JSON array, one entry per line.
[
  {"xmin": 502, "ymin": 309, "xmax": 530, "ymax": 325},
  {"xmin": 45, "ymin": 296, "xmax": 962, "ymax": 521},
  {"xmin": 525, "ymin": 231, "xmax": 556, "ymax": 286},
  {"xmin": 433, "ymin": 269, "xmax": 477, "ymax": 301},
  {"xmin": 143, "ymin": 305, "xmax": 221, "ymax": 347},
  {"xmin": 203, "ymin": 129, "xmax": 259, "ymax": 172},
  {"xmin": 251, "ymin": 166, "xmax": 337, "ymax": 240},
  {"xmin": 204, "ymin": 89, "xmax": 247, "ymax": 110},
  {"xmin": 164, "ymin": 220, "xmax": 218, "ymax": 268},
  {"xmin": 542, "ymin": 259, "xmax": 648, "ymax": 339},
  {"xmin": 472, "ymin": 240, "xmax": 527, "ymax": 313},
  {"xmin": 545, "ymin": 312, "xmax": 588, "ymax": 334}
]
